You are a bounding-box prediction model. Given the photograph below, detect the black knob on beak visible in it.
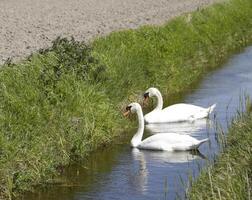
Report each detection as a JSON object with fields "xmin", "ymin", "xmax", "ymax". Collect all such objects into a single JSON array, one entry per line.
[
  {"xmin": 126, "ymin": 106, "xmax": 132, "ymax": 111},
  {"xmin": 144, "ymin": 92, "xmax": 149, "ymax": 99}
]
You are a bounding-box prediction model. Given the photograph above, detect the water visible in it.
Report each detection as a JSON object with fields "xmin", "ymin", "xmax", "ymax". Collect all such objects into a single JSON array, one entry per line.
[{"xmin": 24, "ymin": 46, "xmax": 252, "ymax": 200}]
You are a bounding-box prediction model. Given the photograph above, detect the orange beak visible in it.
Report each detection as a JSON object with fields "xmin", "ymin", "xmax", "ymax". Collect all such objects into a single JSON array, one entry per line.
[{"xmin": 123, "ymin": 110, "xmax": 130, "ymax": 117}]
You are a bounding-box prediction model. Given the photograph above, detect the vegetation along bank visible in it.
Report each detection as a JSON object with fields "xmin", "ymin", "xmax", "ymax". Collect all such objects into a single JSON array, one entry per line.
[
  {"xmin": 189, "ymin": 103, "xmax": 252, "ymax": 200},
  {"xmin": 0, "ymin": 0, "xmax": 252, "ymax": 198}
]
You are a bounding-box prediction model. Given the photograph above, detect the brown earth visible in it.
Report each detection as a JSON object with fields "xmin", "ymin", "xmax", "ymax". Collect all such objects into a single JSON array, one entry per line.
[{"xmin": 0, "ymin": 0, "xmax": 220, "ymax": 64}]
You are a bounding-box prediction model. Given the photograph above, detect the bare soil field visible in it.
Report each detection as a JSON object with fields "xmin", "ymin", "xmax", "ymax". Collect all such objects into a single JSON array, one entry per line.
[{"xmin": 0, "ymin": 0, "xmax": 220, "ymax": 64}]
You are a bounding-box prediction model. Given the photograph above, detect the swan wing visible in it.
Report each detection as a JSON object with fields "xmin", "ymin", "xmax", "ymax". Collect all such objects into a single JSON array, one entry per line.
[
  {"xmin": 138, "ymin": 133, "xmax": 205, "ymax": 151},
  {"xmin": 162, "ymin": 103, "xmax": 205, "ymax": 114},
  {"xmin": 144, "ymin": 106, "xmax": 196, "ymax": 123},
  {"xmin": 144, "ymin": 103, "xmax": 215, "ymax": 123},
  {"xmin": 161, "ymin": 104, "xmax": 210, "ymax": 122}
]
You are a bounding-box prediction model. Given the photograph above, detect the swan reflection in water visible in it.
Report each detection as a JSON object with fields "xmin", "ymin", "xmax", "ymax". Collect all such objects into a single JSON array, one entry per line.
[
  {"xmin": 145, "ymin": 118, "xmax": 213, "ymax": 135},
  {"xmin": 129, "ymin": 148, "xmax": 206, "ymax": 194}
]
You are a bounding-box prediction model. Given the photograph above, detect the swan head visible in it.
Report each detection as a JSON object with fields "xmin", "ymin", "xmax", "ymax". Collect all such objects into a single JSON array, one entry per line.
[
  {"xmin": 144, "ymin": 87, "xmax": 159, "ymax": 98},
  {"xmin": 143, "ymin": 87, "xmax": 160, "ymax": 105},
  {"xmin": 124, "ymin": 102, "xmax": 142, "ymax": 116}
]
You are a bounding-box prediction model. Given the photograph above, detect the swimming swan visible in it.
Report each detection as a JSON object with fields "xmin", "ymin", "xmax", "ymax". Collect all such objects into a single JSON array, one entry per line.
[
  {"xmin": 124, "ymin": 103, "xmax": 209, "ymax": 151},
  {"xmin": 143, "ymin": 87, "xmax": 216, "ymax": 123}
]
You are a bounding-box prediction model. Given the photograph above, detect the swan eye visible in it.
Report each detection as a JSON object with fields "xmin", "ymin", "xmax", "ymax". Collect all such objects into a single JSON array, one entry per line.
[
  {"xmin": 144, "ymin": 92, "xmax": 149, "ymax": 99},
  {"xmin": 126, "ymin": 106, "xmax": 132, "ymax": 111}
]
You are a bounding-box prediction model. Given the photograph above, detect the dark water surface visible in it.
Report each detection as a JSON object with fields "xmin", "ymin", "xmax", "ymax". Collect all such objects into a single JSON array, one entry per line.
[{"xmin": 24, "ymin": 46, "xmax": 252, "ymax": 200}]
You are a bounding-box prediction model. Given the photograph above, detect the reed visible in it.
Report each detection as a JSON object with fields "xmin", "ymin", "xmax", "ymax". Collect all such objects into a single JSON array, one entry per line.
[{"xmin": 188, "ymin": 102, "xmax": 252, "ymax": 199}]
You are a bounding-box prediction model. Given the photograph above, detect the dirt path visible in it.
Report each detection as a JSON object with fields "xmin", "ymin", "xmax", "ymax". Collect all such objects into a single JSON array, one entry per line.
[{"xmin": 0, "ymin": 0, "xmax": 220, "ymax": 64}]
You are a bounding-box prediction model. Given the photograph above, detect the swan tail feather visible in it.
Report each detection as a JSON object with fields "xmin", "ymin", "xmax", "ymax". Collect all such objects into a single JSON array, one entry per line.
[
  {"xmin": 207, "ymin": 103, "xmax": 216, "ymax": 114},
  {"xmin": 199, "ymin": 138, "xmax": 209, "ymax": 145},
  {"xmin": 200, "ymin": 138, "xmax": 209, "ymax": 144},
  {"xmin": 195, "ymin": 138, "xmax": 209, "ymax": 149}
]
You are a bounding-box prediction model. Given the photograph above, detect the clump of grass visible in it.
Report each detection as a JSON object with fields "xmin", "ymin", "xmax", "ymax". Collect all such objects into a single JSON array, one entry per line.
[
  {"xmin": 188, "ymin": 105, "xmax": 252, "ymax": 199},
  {"xmin": 34, "ymin": 37, "xmax": 108, "ymax": 84}
]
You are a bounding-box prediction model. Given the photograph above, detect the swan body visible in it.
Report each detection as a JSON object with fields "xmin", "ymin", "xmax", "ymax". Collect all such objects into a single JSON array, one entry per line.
[
  {"xmin": 144, "ymin": 87, "xmax": 216, "ymax": 123},
  {"xmin": 137, "ymin": 133, "xmax": 209, "ymax": 151},
  {"xmin": 124, "ymin": 103, "xmax": 209, "ymax": 151},
  {"xmin": 145, "ymin": 118, "xmax": 210, "ymax": 134}
]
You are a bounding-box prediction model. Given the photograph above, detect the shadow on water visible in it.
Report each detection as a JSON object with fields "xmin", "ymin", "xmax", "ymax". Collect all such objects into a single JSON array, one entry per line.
[{"xmin": 23, "ymin": 46, "xmax": 252, "ymax": 200}]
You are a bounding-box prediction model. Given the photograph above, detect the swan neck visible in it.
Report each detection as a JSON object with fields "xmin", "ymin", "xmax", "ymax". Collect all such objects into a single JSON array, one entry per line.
[
  {"xmin": 131, "ymin": 108, "xmax": 145, "ymax": 147},
  {"xmin": 154, "ymin": 90, "xmax": 163, "ymax": 110}
]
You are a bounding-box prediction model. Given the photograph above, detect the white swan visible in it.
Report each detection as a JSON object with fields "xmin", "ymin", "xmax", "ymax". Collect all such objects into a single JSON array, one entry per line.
[
  {"xmin": 143, "ymin": 87, "xmax": 216, "ymax": 123},
  {"xmin": 145, "ymin": 118, "xmax": 210, "ymax": 135},
  {"xmin": 123, "ymin": 103, "xmax": 209, "ymax": 151}
]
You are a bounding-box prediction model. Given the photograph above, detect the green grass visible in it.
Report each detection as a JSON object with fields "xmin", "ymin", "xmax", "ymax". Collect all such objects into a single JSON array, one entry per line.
[
  {"xmin": 0, "ymin": 39, "xmax": 122, "ymax": 199},
  {"xmin": 92, "ymin": 0, "xmax": 252, "ymax": 103},
  {"xmin": 188, "ymin": 104, "xmax": 252, "ymax": 200},
  {"xmin": 1, "ymin": 0, "xmax": 252, "ymax": 199}
]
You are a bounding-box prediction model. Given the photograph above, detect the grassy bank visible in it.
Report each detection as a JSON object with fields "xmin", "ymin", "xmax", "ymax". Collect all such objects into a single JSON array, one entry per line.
[
  {"xmin": 188, "ymin": 104, "xmax": 252, "ymax": 199},
  {"xmin": 1, "ymin": 0, "xmax": 252, "ymax": 199},
  {"xmin": 92, "ymin": 0, "xmax": 252, "ymax": 103},
  {"xmin": 0, "ymin": 39, "xmax": 123, "ymax": 199}
]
